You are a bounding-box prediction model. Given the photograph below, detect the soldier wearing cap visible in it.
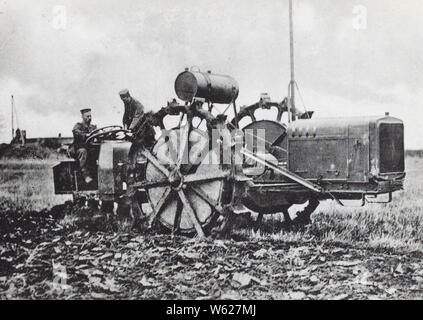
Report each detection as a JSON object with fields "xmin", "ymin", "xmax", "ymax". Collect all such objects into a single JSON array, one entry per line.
[
  {"xmin": 119, "ymin": 89, "xmax": 145, "ymax": 132},
  {"xmin": 71, "ymin": 108, "xmax": 97, "ymax": 184}
]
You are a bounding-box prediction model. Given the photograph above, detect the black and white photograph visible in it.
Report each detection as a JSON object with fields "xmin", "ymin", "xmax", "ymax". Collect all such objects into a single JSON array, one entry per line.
[{"xmin": 0, "ymin": 0, "xmax": 422, "ymax": 304}]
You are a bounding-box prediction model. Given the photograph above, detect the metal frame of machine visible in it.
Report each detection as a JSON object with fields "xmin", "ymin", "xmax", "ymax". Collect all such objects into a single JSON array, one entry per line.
[{"xmin": 53, "ymin": 68, "xmax": 406, "ymax": 238}]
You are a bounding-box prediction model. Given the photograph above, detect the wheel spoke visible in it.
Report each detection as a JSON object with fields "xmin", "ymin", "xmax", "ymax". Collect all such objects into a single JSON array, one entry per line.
[
  {"xmin": 172, "ymin": 199, "xmax": 183, "ymax": 234},
  {"xmin": 184, "ymin": 171, "xmax": 229, "ymax": 185},
  {"xmin": 188, "ymin": 186, "xmax": 222, "ymax": 214},
  {"xmin": 142, "ymin": 149, "xmax": 170, "ymax": 177},
  {"xmin": 177, "ymin": 190, "xmax": 205, "ymax": 238},
  {"xmin": 148, "ymin": 187, "xmax": 172, "ymax": 226},
  {"xmin": 132, "ymin": 179, "xmax": 170, "ymax": 190},
  {"xmin": 167, "ymin": 131, "xmax": 180, "ymax": 167},
  {"xmin": 176, "ymin": 124, "xmax": 190, "ymax": 170}
]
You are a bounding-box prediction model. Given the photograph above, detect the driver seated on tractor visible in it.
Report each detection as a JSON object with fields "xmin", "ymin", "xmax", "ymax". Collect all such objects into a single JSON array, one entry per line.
[
  {"xmin": 119, "ymin": 89, "xmax": 145, "ymax": 132},
  {"xmin": 71, "ymin": 108, "xmax": 97, "ymax": 184}
]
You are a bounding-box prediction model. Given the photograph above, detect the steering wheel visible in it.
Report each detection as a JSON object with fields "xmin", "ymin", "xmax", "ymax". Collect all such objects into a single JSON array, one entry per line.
[{"xmin": 86, "ymin": 126, "xmax": 131, "ymax": 144}]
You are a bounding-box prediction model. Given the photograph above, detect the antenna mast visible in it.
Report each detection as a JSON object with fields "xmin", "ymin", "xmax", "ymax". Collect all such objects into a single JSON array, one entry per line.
[
  {"xmin": 11, "ymin": 95, "xmax": 14, "ymax": 139},
  {"xmin": 288, "ymin": 0, "xmax": 296, "ymax": 122}
]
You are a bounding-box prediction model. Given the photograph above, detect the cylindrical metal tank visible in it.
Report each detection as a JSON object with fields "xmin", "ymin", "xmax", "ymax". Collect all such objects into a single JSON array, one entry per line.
[{"xmin": 174, "ymin": 69, "xmax": 239, "ymax": 104}]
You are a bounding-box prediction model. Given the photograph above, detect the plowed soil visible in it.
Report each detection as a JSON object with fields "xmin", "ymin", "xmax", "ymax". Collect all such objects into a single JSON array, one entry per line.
[{"xmin": 1, "ymin": 203, "xmax": 422, "ymax": 300}]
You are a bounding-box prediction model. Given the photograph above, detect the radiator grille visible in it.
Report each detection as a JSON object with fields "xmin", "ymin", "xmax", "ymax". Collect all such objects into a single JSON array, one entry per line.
[{"xmin": 379, "ymin": 123, "xmax": 404, "ymax": 173}]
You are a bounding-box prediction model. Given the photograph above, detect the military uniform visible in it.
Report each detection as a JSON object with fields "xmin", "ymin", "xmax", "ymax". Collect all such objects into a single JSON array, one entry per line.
[
  {"xmin": 72, "ymin": 122, "xmax": 97, "ymax": 178},
  {"xmin": 123, "ymin": 98, "xmax": 145, "ymax": 131}
]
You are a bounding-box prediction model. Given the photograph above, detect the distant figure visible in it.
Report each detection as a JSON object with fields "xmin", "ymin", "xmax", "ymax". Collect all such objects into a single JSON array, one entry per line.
[
  {"xmin": 119, "ymin": 89, "xmax": 145, "ymax": 132},
  {"xmin": 71, "ymin": 108, "xmax": 97, "ymax": 184},
  {"xmin": 11, "ymin": 128, "xmax": 21, "ymax": 145},
  {"xmin": 20, "ymin": 130, "xmax": 26, "ymax": 146}
]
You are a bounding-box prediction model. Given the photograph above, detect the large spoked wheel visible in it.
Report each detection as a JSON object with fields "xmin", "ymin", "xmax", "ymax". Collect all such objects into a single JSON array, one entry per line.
[
  {"xmin": 139, "ymin": 126, "xmax": 230, "ymax": 237},
  {"xmin": 229, "ymin": 99, "xmax": 319, "ymax": 230},
  {"xmin": 231, "ymin": 101, "xmax": 289, "ymax": 162}
]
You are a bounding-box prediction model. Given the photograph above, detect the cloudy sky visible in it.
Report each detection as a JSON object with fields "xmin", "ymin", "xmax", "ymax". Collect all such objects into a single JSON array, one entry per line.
[{"xmin": 0, "ymin": 0, "xmax": 422, "ymax": 148}]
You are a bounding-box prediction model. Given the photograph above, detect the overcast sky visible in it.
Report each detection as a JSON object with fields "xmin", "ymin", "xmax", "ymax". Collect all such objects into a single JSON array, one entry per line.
[{"xmin": 0, "ymin": 0, "xmax": 422, "ymax": 148}]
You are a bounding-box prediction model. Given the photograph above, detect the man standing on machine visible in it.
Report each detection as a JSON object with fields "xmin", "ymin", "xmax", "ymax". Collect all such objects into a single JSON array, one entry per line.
[{"xmin": 119, "ymin": 89, "xmax": 145, "ymax": 132}]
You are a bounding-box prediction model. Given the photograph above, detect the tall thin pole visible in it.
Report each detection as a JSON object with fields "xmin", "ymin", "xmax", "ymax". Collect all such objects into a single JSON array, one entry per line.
[
  {"xmin": 11, "ymin": 95, "xmax": 14, "ymax": 139},
  {"xmin": 289, "ymin": 0, "xmax": 296, "ymax": 121}
]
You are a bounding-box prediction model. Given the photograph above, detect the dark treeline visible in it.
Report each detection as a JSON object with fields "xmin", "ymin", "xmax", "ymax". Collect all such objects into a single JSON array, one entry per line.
[{"xmin": 405, "ymin": 150, "xmax": 423, "ymax": 158}]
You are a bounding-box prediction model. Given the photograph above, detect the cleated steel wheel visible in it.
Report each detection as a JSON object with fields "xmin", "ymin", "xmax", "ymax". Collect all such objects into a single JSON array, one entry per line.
[
  {"xmin": 139, "ymin": 126, "xmax": 230, "ymax": 237},
  {"xmin": 291, "ymin": 197, "xmax": 319, "ymax": 227},
  {"xmin": 229, "ymin": 98, "xmax": 319, "ymax": 232}
]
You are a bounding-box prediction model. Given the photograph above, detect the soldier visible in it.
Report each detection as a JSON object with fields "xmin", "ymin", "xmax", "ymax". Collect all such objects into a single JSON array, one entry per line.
[
  {"xmin": 72, "ymin": 108, "xmax": 97, "ymax": 184},
  {"xmin": 11, "ymin": 128, "xmax": 21, "ymax": 144},
  {"xmin": 119, "ymin": 89, "xmax": 145, "ymax": 132}
]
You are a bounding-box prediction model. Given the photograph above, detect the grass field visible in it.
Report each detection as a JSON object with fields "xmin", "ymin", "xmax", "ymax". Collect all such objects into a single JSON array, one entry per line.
[
  {"xmin": 0, "ymin": 158, "xmax": 71, "ymax": 211},
  {"xmin": 247, "ymin": 155, "xmax": 423, "ymax": 252},
  {"xmin": 1, "ymin": 155, "xmax": 423, "ymax": 299}
]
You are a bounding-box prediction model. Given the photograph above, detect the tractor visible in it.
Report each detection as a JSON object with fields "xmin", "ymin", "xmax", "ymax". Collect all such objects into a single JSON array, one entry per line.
[{"xmin": 53, "ymin": 69, "xmax": 405, "ymax": 237}]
